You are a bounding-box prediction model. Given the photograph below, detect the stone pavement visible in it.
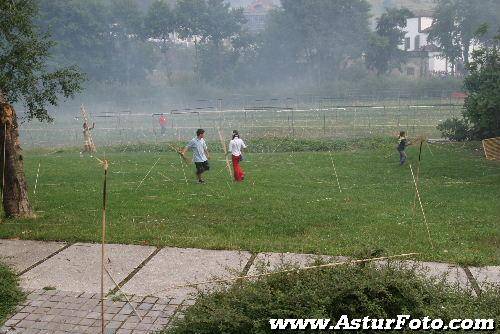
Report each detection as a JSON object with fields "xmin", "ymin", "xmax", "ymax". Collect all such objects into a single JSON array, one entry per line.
[
  {"xmin": 1, "ymin": 239, "xmax": 499, "ymax": 333},
  {"xmin": 0, "ymin": 290, "xmax": 184, "ymax": 334}
]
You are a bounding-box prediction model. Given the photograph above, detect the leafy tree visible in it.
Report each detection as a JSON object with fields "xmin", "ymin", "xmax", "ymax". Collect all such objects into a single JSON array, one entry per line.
[
  {"xmin": 144, "ymin": 0, "xmax": 176, "ymax": 83},
  {"xmin": 109, "ymin": 0, "xmax": 143, "ymax": 36},
  {"xmin": 37, "ymin": 0, "xmax": 156, "ymax": 83},
  {"xmin": 260, "ymin": 0, "xmax": 371, "ymax": 83},
  {"xmin": 175, "ymin": 0, "xmax": 208, "ymax": 79},
  {"xmin": 428, "ymin": 0, "xmax": 500, "ymax": 75},
  {"xmin": 144, "ymin": 0, "xmax": 176, "ymax": 42},
  {"xmin": 175, "ymin": 0, "xmax": 245, "ymax": 81},
  {"xmin": 366, "ymin": 8, "xmax": 413, "ymax": 75},
  {"xmin": 463, "ymin": 31, "xmax": 500, "ymax": 139},
  {"xmin": 107, "ymin": 0, "xmax": 157, "ymax": 85},
  {"xmin": 0, "ymin": 0, "xmax": 84, "ymax": 217},
  {"xmin": 37, "ymin": 0, "xmax": 111, "ymax": 81}
]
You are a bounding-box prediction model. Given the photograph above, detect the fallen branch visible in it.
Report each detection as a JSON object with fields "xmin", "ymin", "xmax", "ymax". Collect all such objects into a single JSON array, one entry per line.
[
  {"xmin": 136, "ymin": 157, "xmax": 161, "ymax": 191},
  {"xmin": 409, "ymin": 164, "xmax": 434, "ymax": 249},
  {"xmin": 147, "ymin": 252, "xmax": 419, "ymax": 296},
  {"xmin": 104, "ymin": 267, "xmax": 144, "ymax": 321}
]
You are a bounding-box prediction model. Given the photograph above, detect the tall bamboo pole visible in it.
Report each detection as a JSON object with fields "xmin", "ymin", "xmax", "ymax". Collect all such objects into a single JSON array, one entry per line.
[{"xmin": 101, "ymin": 160, "xmax": 109, "ymax": 334}]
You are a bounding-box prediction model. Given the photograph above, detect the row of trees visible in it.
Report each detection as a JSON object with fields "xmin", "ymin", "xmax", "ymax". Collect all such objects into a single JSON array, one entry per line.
[
  {"xmin": 32, "ymin": 0, "xmax": 500, "ymax": 86},
  {"xmin": 32, "ymin": 0, "xmax": 404, "ymax": 84},
  {"xmin": 427, "ymin": 0, "xmax": 500, "ymax": 75},
  {"xmin": 35, "ymin": 0, "xmax": 245, "ymax": 84}
]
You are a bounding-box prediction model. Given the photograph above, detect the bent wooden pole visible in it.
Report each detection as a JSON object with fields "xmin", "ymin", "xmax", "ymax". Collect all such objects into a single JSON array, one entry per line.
[{"xmin": 101, "ymin": 160, "xmax": 109, "ymax": 334}]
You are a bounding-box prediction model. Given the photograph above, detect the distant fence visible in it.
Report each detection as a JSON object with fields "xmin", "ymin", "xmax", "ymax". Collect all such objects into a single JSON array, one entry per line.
[{"xmin": 18, "ymin": 97, "xmax": 463, "ymax": 148}]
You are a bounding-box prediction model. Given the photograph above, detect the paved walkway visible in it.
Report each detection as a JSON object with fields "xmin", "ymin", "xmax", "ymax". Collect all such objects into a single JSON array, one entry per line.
[{"xmin": 1, "ymin": 239, "xmax": 499, "ymax": 333}]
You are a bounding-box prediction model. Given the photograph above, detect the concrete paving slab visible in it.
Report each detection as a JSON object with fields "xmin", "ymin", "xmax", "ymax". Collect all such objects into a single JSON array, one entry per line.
[
  {"xmin": 248, "ymin": 252, "xmax": 349, "ymax": 275},
  {"xmin": 0, "ymin": 239, "xmax": 67, "ymax": 274},
  {"xmin": 377, "ymin": 260, "xmax": 471, "ymax": 290},
  {"xmin": 121, "ymin": 247, "xmax": 251, "ymax": 300},
  {"xmin": 20, "ymin": 243, "xmax": 156, "ymax": 293},
  {"xmin": 415, "ymin": 262, "xmax": 471, "ymax": 289},
  {"xmin": 468, "ymin": 266, "xmax": 500, "ymax": 290}
]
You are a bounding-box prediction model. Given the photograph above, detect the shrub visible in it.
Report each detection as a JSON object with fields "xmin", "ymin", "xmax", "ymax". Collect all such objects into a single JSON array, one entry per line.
[
  {"xmin": 163, "ymin": 264, "xmax": 500, "ymax": 334},
  {"xmin": 463, "ymin": 34, "xmax": 500, "ymax": 139},
  {"xmin": 104, "ymin": 137, "xmax": 393, "ymax": 154},
  {"xmin": 437, "ymin": 118, "xmax": 472, "ymax": 141},
  {"xmin": 0, "ymin": 263, "xmax": 24, "ymax": 325}
]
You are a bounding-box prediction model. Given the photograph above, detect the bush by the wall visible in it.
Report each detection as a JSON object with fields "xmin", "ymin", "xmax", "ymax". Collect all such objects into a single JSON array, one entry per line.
[
  {"xmin": 163, "ymin": 264, "xmax": 500, "ymax": 334},
  {"xmin": 437, "ymin": 118, "xmax": 472, "ymax": 141}
]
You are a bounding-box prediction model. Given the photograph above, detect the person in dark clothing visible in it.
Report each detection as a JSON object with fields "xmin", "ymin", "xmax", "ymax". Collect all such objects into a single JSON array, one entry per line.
[{"xmin": 397, "ymin": 131, "xmax": 410, "ymax": 165}]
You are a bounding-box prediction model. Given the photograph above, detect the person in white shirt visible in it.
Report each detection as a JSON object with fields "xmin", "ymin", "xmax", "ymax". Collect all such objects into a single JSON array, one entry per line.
[{"xmin": 228, "ymin": 130, "xmax": 247, "ymax": 181}]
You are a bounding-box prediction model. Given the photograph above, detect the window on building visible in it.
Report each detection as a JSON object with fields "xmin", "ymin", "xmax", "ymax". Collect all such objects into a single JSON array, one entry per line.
[
  {"xmin": 407, "ymin": 67, "xmax": 415, "ymax": 76},
  {"xmin": 405, "ymin": 37, "xmax": 411, "ymax": 50},
  {"xmin": 414, "ymin": 35, "xmax": 420, "ymax": 50}
]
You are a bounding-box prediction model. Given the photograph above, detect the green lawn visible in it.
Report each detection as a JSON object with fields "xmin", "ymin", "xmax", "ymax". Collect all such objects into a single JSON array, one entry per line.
[{"xmin": 0, "ymin": 139, "xmax": 498, "ymax": 266}]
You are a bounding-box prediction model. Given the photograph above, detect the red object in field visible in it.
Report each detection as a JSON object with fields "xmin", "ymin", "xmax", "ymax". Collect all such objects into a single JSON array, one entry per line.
[
  {"xmin": 232, "ymin": 155, "xmax": 245, "ymax": 182},
  {"xmin": 159, "ymin": 115, "xmax": 167, "ymax": 126},
  {"xmin": 451, "ymin": 92, "xmax": 467, "ymax": 99}
]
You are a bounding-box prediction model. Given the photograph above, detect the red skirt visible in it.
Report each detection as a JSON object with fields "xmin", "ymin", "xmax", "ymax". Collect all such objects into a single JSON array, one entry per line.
[{"xmin": 232, "ymin": 155, "xmax": 245, "ymax": 181}]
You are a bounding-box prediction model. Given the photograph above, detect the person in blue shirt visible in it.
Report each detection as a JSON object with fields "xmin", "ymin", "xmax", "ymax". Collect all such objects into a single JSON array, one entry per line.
[{"xmin": 181, "ymin": 129, "xmax": 210, "ymax": 183}]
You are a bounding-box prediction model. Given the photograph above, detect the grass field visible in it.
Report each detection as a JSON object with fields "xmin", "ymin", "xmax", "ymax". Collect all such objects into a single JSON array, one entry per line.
[{"xmin": 0, "ymin": 138, "xmax": 498, "ymax": 266}]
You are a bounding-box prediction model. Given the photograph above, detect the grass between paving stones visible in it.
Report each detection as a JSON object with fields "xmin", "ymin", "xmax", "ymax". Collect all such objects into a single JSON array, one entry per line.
[
  {"xmin": 0, "ymin": 138, "xmax": 498, "ymax": 265},
  {"xmin": 0, "ymin": 263, "xmax": 24, "ymax": 325},
  {"xmin": 162, "ymin": 264, "xmax": 500, "ymax": 334}
]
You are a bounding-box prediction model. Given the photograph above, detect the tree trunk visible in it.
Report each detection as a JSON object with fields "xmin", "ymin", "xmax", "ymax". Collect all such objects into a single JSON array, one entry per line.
[
  {"xmin": 0, "ymin": 97, "xmax": 35, "ymax": 219},
  {"xmin": 194, "ymin": 37, "xmax": 200, "ymax": 82}
]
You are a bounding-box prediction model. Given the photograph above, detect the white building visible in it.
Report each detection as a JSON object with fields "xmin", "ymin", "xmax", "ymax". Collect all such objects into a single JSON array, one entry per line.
[
  {"xmin": 398, "ymin": 15, "xmax": 452, "ymax": 77},
  {"xmin": 242, "ymin": 0, "xmax": 277, "ymax": 33}
]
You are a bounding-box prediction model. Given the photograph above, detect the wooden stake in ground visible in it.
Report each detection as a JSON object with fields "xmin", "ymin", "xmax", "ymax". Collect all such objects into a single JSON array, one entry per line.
[
  {"xmin": 81, "ymin": 105, "xmax": 96, "ymax": 153},
  {"xmin": 412, "ymin": 138, "xmax": 424, "ymax": 215},
  {"xmin": 168, "ymin": 144, "xmax": 189, "ymax": 184},
  {"xmin": 33, "ymin": 162, "xmax": 40, "ymax": 195},
  {"xmin": 101, "ymin": 159, "xmax": 109, "ymax": 334},
  {"xmin": 217, "ymin": 128, "xmax": 233, "ymax": 180}
]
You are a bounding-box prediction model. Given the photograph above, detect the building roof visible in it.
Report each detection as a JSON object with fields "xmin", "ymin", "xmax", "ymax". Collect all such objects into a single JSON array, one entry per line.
[
  {"xmin": 420, "ymin": 44, "xmax": 439, "ymax": 52},
  {"xmin": 411, "ymin": 9, "xmax": 434, "ymax": 17},
  {"xmin": 244, "ymin": 0, "xmax": 277, "ymax": 13}
]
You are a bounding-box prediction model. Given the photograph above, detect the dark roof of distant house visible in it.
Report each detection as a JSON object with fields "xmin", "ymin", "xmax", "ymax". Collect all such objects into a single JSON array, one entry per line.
[
  {"xmin": 421, "ymin": 25, "xmax": 434, "ymax": 33},
  {"xmin": 420, "ymin": 44, "xmax": 439, "ymax": 52},
  {"xmin": 411, "ymin": 9, "xmax": 434, "ymax": 17}
]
